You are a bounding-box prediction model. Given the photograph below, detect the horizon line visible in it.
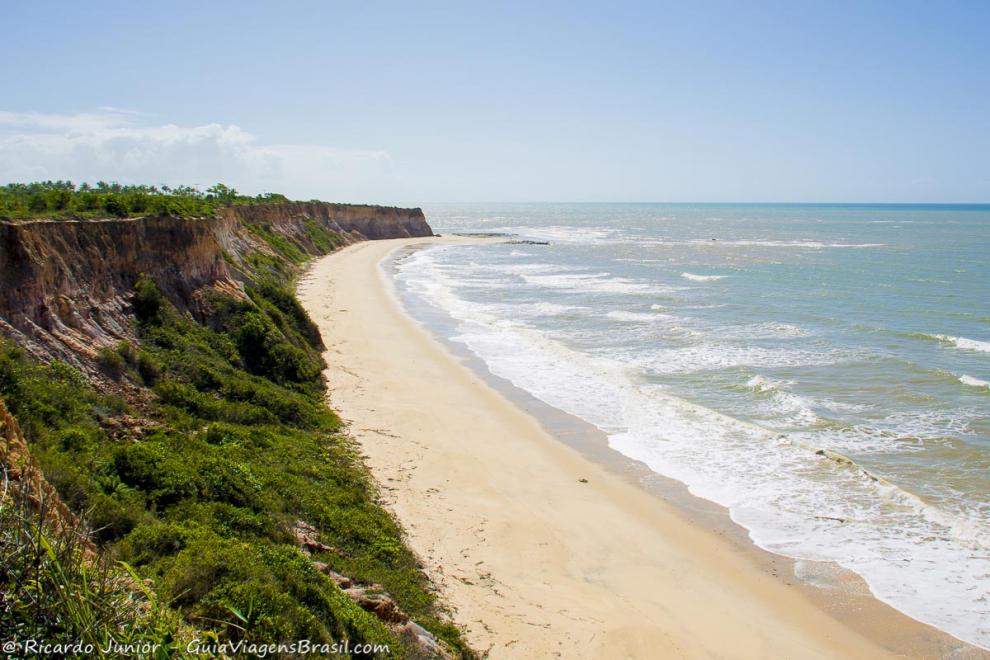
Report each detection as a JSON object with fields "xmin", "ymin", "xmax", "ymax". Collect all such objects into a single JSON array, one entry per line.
[{"xmin": 417, "ymin": 200, "xmax": 990, "ymax": 206}]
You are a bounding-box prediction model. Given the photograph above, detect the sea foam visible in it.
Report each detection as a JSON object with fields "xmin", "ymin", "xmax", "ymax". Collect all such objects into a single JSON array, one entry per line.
[
  {"xmin": 930, "ymin": 334, "xmax": 990, "ymax": 353},
  {"xmin": 394, "ymin": 235, "xmax": 990, "ymax": 649},
  {"xmin": 960, "ymin": 375, "xmax": 990, "ymax": 388},
  {"xmin": 606, "ymin": 310, "xmax": 675, "ymax": 323},
  {"xmin": 681, "ymin": 272, "xmax": 725, "ymax": 282}
]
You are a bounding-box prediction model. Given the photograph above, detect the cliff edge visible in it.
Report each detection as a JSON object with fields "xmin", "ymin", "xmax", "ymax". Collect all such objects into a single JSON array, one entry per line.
[{"xmin": 0, "ymin": 203, "xmax": 432, "ymax": 367}]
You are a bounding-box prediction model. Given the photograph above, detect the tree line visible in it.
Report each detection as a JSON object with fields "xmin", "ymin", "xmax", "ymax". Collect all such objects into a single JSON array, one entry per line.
[{"xmin": 0, "ymin": 181, "xmax": 292, "ymax": 220}]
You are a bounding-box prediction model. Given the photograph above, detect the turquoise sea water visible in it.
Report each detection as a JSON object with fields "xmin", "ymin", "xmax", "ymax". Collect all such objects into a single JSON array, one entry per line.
[{"xmin": 393, "ymin": 203, "xmax": 990, "ymax": 648}]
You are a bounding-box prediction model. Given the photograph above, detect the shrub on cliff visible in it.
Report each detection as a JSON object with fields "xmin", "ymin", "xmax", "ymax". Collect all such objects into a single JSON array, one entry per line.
[
  {"xmin": 230, "ymin": 311, "xmax": 322, "ymax": 387},
  {"xmin": 103, "ymin": 195, "xmax": 129, "ymax": 218},
  {"xmin": 0, "ymin": 271, "xmax": 473, "ymax": 657},
  {"xmin": 0, "ymin": 483, "xmax": 190, "ymax": 653},
  {"xmin": 28, "ymin": 193, "xmax": 48, "ymax": 212},
  {"xmin": 251, "ymin": 279, "xmax": 324, "ymax": 348},
  {"xmin": 132, "ymin": 273, "xmax": 164, "ymax": 325},
  {"xmin": 96, "ymin": 345, "xmax": 126, "ymax": 380}
]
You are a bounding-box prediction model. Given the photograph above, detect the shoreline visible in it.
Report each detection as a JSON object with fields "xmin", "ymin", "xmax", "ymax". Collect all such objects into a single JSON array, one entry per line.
[
  {"xmin": 384, "ymin": 243, "xmax": 979, "ymax": 659},
  {"xmin": 298, "ymin": 237, "xmax": 976, "ymax": 658}
]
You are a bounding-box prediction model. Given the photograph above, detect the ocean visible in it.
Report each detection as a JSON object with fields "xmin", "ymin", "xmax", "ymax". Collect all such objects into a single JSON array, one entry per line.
[{"xmin": 391, "ymin": 203, "xmax": 990, "ymax": 649}]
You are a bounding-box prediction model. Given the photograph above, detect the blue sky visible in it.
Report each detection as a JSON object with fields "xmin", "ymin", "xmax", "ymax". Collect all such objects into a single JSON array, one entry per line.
[{"xmin": 2, "ymin": 1, "xmax": 988, "ymax": 203}]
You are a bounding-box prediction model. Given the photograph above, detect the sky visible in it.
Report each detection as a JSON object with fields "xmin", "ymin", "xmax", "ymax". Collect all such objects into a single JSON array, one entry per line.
[{"xmin": 1, "ymin": 1, "xmax": 988, "ymax": 204}]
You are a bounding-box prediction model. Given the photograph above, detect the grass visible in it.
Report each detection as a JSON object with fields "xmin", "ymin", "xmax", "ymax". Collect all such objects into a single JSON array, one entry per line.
[
  {"xmin": 0, "ymin": 454, "xmax": 192, "ymax": 657},
  {"xmin": 244, "ymin": 223, "xmax": 309, "ymax": 265},
  {"xmin": 0, "ymin": 273, "xmax": 471, "ymax": 657}
]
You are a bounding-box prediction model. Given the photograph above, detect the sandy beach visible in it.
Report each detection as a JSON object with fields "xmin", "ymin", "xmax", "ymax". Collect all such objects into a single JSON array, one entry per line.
[{"xmin": 297, "ymin": 237, "xmax": 899, "ymax": 659}]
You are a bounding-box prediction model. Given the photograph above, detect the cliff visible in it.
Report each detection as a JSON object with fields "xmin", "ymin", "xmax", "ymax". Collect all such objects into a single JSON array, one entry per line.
[
  {"xmin": 220, "ymin": 202, "xmax": 433, "ymax": 240},
  {"xmin": 0, "ymin": 397, "xmax": 94, "ymax": 554},
  {"xmin": 0, "ymin": 203, "xmax": 432, "ymax": 368}
]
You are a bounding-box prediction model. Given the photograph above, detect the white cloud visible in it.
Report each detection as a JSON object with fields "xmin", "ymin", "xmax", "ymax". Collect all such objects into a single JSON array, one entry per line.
[{"xmin": 0, "ymin": 110, "xmax": 402, "ymax": 203}]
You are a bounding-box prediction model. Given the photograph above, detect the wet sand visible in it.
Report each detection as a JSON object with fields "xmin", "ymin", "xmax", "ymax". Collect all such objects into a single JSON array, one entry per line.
[{"xmin": 297, "ymin": 237, "xmax": 973, "ymax": 659}]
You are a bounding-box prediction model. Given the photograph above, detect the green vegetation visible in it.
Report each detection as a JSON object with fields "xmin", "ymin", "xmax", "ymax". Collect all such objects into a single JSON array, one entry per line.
[
  {"xmin": 0, "ymin": 181, "xmax": 291, "ymax": 221},
  {"xmin": 1, "ymin": 478, "xmax": 193, "ymax": 657},
  {"xmin": 303, "ymin": 219, "xmax": 347, "ymax": 255},
  {"xmin": 245, "ymin": 223, "xmax": 308, "ymax": 265},
  {"xmin": 0, "ymin": 274, "xmax": 470, "ymax": 656},
  {"xmin": 240, "ymin": 219, "xmax": 346, "ymax": 283}
]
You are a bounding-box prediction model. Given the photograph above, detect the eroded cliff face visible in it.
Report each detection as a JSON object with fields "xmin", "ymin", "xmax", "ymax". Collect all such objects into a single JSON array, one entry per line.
[
  {"xmin": 0, "ymin": 203, "xmax": 432, "ymax": 368},
  {"xmin": 220, "ymin": 202, "xmax": 433, "ymax": 240},
  {"xmin": 0, "ymin": 216, "xmax": 236, "ymax": 365},
  {"xmin": 0, "ymin": 397, "xmax": 95, "ymax": 555}
]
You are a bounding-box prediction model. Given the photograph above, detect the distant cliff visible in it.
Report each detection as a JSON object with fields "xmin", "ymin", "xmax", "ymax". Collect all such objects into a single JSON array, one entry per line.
[
  {"xmin": 0, "ymin": 203, "xmax": 432, "ymax": 367},
  {"xmin": 221, "ymin": 202, "xmax": 433, "ymax": 240}
]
